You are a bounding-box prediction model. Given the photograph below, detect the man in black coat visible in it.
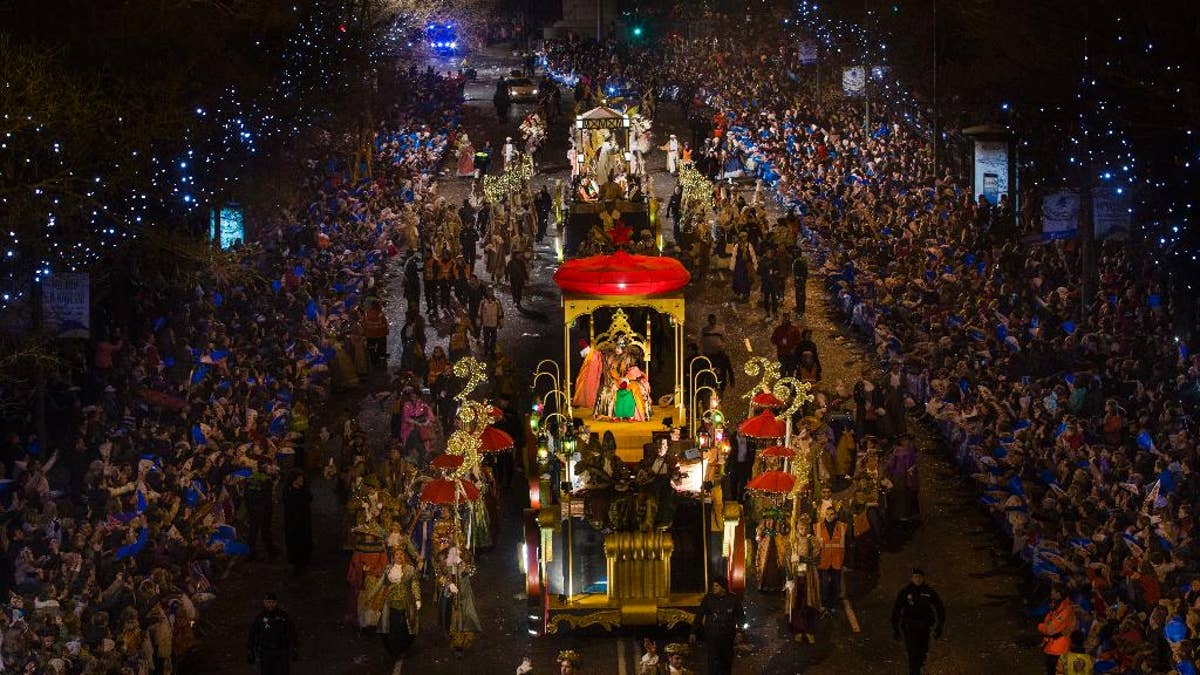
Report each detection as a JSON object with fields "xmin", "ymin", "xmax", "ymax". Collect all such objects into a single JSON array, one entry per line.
[
  {"xmin": 247, "ymin": 592, "xmax": 298, "ymax": 675},
  {"xmin": 244, "ymin": 469, "xmax": 277, "ymax": 561},
  {"xmin": 891, "ymin": 568, "xmax": 946, "ymax": 675},
  {"xmin": 535, "ymin": 186, "xmax": 552, "ymax": 243},
  {"xmin": 691, "ymin": 577, "xmax": 743, "ymax": 675},
  {"xmin": 792, "ymin": 252, "xmax": 808, "ymax": 316}
]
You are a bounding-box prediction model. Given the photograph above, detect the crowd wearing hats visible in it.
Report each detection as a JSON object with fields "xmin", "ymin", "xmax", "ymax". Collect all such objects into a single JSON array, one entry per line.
[
  {"xmin": 0, "ymin": 67, "xmax": 467, "ymax": 673},
  {"xmin": 543, "ymin": 10, "xmax": 1200, "ymax": 673}
]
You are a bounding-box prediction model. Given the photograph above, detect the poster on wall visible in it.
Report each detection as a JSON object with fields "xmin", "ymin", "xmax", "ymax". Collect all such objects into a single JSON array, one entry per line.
[
  {"xmin": 42, "ymin": 273, "xmax": 90, "ymax": 339},
  {"xmin": 842, "ymin": 66, "xmax": 865, "ymax": 96},
  {"xmin": 210, "ymin": 204, "xmax": 245, "ymax": 250},
  {"xmin": 1093, "ymin": 189, "xmax": 1132, "ymax": 240},
  {"xmin": 798, "ymin": 42, "xmax": 818, "ymax": 65},
  {"xmin": 1042, "ymin": 190, "xmax": 1079, "ymax": 241},
  {"xmin": 973, "ymin": 140, "xmax": 1009, "ymax": 206}
]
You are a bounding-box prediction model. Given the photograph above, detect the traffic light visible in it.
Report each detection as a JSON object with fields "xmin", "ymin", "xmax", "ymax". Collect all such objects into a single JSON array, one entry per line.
[{"xmin": 631, "ymin": 25, "xmax": 643, "ymax": 38}]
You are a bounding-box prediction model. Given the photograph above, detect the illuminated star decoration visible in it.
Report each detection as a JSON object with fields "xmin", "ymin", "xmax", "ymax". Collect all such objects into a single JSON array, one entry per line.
[{"xmin": 608, "ymin": 219, "xmax": 633, "ymax": 246}]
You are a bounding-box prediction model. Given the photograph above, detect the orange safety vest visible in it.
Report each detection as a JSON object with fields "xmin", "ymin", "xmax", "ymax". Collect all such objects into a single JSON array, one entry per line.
[
  {"xmin": 1038, "ymin": 598, "xmax": 1075, "ymax": 656},
  {"xmin": 815, "ymin": 520, "xmax": 846, "ymax": 570}
]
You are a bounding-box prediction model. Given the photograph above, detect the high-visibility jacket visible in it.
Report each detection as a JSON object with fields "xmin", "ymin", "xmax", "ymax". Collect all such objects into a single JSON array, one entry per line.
[
  {"xmin": 1038, "ymin": 598, "xmax": 1075, "ymax": 656},
  {"xmin": 815, "ymin": 520, "xmax": 846, "ymax": 570}
]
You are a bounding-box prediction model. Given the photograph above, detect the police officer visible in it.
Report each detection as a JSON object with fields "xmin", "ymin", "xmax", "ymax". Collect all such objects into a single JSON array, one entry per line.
[
  {"xmin": 247, "ymin": 592, "xmax": 298, "ymax": 675},
  {"xmin": 690, "ymin": 577, "xmax": 743, "ymax": 675},
  {"xmin": 891, "ymin": 568, "xmax": 945, "ymax": 675}
]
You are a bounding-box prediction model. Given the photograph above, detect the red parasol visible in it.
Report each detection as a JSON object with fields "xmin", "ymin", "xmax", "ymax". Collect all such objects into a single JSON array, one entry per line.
[
  {"xmin": 759, "ymin": 445, "xmax": 795, "ymax": 459},
  {"xmin": 745, "ymin": 470, "xmax": 796, "ymax": 494},
  {"xmin": 479, "ymin": 425, "xmax": 515, "ymax": 454},
  {"xmin": 430, "ymin": 454, "xmax": 465, "ymax": 471},
  {"xmin": 751, "ymin": 391, "xmax": 785, "ymax": 409},
  {"xmin": 739, "ymin": 410, "xmax": 786, "ymax": 439},
  {"xmin": 488, "ymin": 405, "xmax": 504, "ymax": 421},
  {"xmin": 419, "ymin": 477, "xmax": 480, "ymax": 504}
]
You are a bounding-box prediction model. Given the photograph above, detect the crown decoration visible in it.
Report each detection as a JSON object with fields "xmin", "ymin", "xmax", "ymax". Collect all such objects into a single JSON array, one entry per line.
[{"xmin": 594, "ymin": 308, "xmax": 648, "ymax": 358}]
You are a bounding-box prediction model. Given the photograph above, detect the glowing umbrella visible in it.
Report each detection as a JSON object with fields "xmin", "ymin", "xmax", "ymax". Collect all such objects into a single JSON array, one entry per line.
[
  {"xmin": 759, "ymin": 445, "xmax": 795, "ymax": 459},
  {"xmin": 739, "ymin": 410, "xmax": 786, "ymax": 439},
  {"xmin": 430, "ymin": 454, "xmax": 465, "ymax": 471},
  {"xmin": 419, "ymin": 477, "xmax": 480, "ymax": 504},
  {"xmin": 746, "ymin": 470, "xmax": 796, "ymax": 494},
  {"xmin": 479, "ymin": 425, "xmax": 515, "ymax": 454}
]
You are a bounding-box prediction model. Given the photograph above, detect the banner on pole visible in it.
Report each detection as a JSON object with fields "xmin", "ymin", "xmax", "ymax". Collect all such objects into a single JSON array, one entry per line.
[
  {"xmin": 798, "ymin": 42, "xmax": 818, "ymax": 65},
  {"xmin": 1041, "ymin": 190, "xmax": 1079, "ymax": 241},
  {"xmin": 842, "ymin": 66, "xmax": 865, "ymax": 97},
  {"xmin": 1093, "ymin": 189, "xmax": 1132, "ymax": 240},
  {"xmin": 973, "ymin": 140, "xmax": 1009, "ymax": 206},
  {"xmin": 42, "ymin": 273, "xmax": 90, "ymax": 339}
]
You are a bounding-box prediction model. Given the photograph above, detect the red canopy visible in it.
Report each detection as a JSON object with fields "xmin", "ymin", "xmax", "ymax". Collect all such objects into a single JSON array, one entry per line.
[
  {"xmin": 479, "ymin": 425, "xmax": 515, "ymax": 454},
  {"xmin": 553, "ymin": 250, "xmax": 690, "ymax": 297},
  {"xmin": 746, "ymin": 470, "xmax": 795, "ymax": 494},
  {"xmin": 751, "ymin": 391, "xmax": 785, "ymax": 409},
  {"xmin": 759, "ymin": 445, "xmax": 795, "ymax": 459},
  {"xmin": 430, "ymin": 454, "xmax": 465, "ymax": 471},
  {"xmin": 420, "ymin": 478, "xmax": 480, "ymax": 504},
  {"xmin": 739, "ymin": 410, "xmax": 786, "ymax": 439}
]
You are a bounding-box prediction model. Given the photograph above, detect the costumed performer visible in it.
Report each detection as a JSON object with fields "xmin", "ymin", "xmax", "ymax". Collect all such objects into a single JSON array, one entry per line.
[
  {"xmin": 572, "ymin": 339, "xmax": 605, "ymax": 408},
  {"xmin": 755, "ymin": 510, "xmax": 788, "ymax": 592},
  {"xmin": 456, "ymin": 134, "xmax": 476, "ymax": 178},
  {"xmin": 786, "ymin": 511, "xmax": 819, "ymax": 643},
  {"xmin": 375, "ymin": 559, "xmax": 421, "ymax": 675}
]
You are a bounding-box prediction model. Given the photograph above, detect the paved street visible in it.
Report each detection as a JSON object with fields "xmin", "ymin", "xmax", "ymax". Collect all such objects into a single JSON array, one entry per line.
[{"xmin": 185, "ymin": 47, "xmax": 1037, "ymax": 675}]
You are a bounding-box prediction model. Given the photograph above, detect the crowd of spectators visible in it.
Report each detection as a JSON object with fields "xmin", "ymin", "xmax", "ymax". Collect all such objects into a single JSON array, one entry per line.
[
  {"xmin": 544, "ymin": 13, "xmax": 1200, "ymax": 674},
  {"xmin": 0, "ymin": 68, "xmax": 463, "ymax": 674}
]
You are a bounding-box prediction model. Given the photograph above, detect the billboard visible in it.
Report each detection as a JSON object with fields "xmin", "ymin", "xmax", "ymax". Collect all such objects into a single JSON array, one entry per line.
[
  {"xmin": 973, "ymin": 140, "xmax": 1009, "ymax": 206},
  {"xmin": 42, "ymin": 273, "xmax": 90, "ymax": 339},
  {"xmin": 1042, "ymin": 190, "xmax": 1079, "ymax": 241},
  {"xmin": 842, "ymin": 66, "xmax": 865, "ymax": 96},
  {"xmin": 210, "ymin": 204, "xmax": 245, "ymax": 249}
]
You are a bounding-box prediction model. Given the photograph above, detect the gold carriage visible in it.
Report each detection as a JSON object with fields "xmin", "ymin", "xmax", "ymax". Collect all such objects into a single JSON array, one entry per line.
[{"xmin": 520, "ymin": 251, "xmax": 747, "ymax": 635}]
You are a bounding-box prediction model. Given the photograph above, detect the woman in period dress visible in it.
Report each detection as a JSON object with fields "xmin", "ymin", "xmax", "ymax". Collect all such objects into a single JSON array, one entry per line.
[
  {"xmin": 456, "ymin": 133, "xmax": 475, "ymax": 177},
  {"xmin": 572, "ymin": 339, "xmax": 605, "ymax": 408}
]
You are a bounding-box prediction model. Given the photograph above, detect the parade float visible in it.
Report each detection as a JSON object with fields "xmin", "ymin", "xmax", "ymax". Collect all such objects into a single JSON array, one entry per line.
[
  {"xmin": 519, "ymin": 249, "xmax": 746, "ymax": 635},
  {"xmin": 560, "ymin": 105, "xmax": 658, "ymax": 257}
]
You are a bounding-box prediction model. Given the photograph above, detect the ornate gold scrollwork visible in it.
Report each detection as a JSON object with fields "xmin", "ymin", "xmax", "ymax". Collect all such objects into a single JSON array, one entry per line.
[
  {"xmin": 656, "ymin": 607, "xmax": 696, "ymax": 629},
  {"xmin": 547, "ymin": 609, "xmax": 622, "ymax": 634}
]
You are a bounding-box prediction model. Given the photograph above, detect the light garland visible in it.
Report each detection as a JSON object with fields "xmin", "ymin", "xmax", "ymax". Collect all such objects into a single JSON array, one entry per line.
[
  {"xmin": 444, "ymin": 356, "xmax": 490, "ymax": 479},
  {"xmin": 678, "ymin": 164, "xmax": 715, "ymax": 217},
  {"xmin": 742, "ymin": 357, "xmax": 783, "ymax": 401},
  {"xmin": 483, "ymin": 156, "xmax": 534, "ymax": 204}
]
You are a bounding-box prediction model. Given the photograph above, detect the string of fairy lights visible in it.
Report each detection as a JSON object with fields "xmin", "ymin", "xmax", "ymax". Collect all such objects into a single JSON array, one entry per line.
[
  {"xmin": 0, "ymin": 0, "xmax": 397, "ymax": 309},
  {"xmin": 787, "ymin": 0, "xmax": 1196, "ymax": 272}
]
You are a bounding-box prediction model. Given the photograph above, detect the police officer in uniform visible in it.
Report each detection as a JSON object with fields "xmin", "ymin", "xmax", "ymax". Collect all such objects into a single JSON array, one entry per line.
[
  {"xmin": 247, "ymin": 592, "xmax": 298, "ymax": 675},
  {"xmin": 891, "ymin": 568, "xmax": 945, "ymax": 674},
  {"xmin": 691, "ymin": 577, "xmax": 743, "ymax": 675}
]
